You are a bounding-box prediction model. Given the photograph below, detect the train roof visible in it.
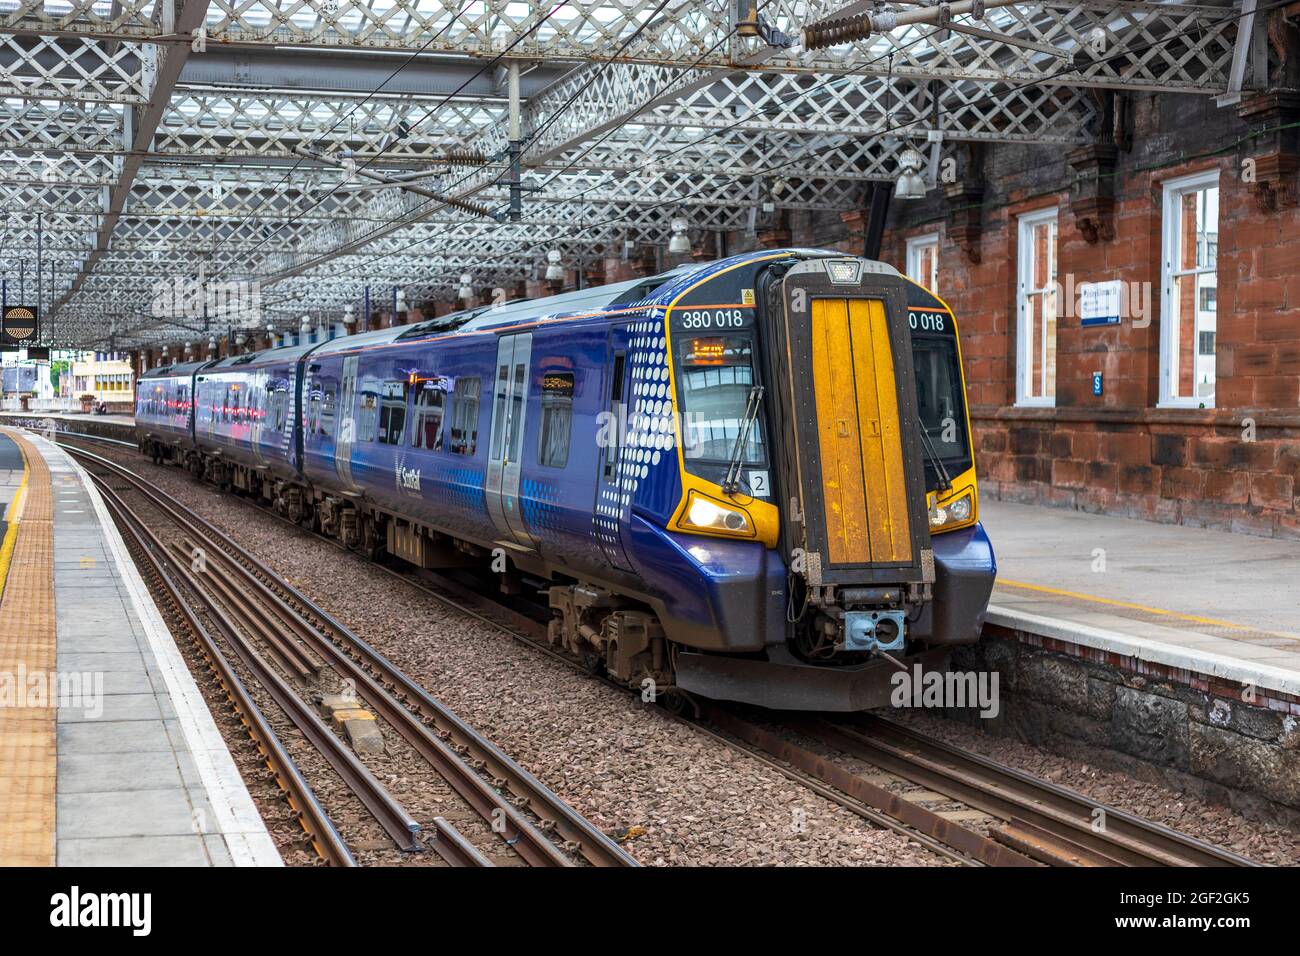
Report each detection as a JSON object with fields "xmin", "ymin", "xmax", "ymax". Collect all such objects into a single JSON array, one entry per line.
[
  {"xmin": 162, "ymin": 250, "xmax": 893, "ymax": 370},
  {"xmin": 201, "ymin": 340, "xmax": 319, "ymax": 372},
  {"xmin": 139, "ymin": 359, "xmax": 215, "ymax": 379}
]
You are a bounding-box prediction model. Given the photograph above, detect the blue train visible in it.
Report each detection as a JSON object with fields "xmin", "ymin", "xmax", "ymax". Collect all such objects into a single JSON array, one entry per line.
[{"xmin": 136, "ymin": 250, "xmax": 995, "ymax": 710}]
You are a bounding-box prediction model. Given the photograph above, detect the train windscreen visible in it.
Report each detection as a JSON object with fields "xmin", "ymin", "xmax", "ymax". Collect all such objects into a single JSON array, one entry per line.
[{"xmin": 912, "ymin": 335, "xmax": 973, "ymax": 488}]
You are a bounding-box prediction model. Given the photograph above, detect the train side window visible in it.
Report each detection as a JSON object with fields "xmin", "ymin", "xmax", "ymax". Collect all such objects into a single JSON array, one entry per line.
[
  {"xmin": 603, "ymin": 352, "xmax": 625, "ymax": 481},
  {"xmin": 449, "ymin": 377, "xmax": 480, "ymax": 455},
  {"xmin": 270, "ymin": 388, "xmax": 287, "ymax": 432},
  {"xmin": 357, "ymin": 392, "xmax": 379, "ymax": 442},
  {"xmin": 412, "ymin": 383, "xmax": 446, "ymax": 450},
  {"xmin": 378, "ymin": 379, "xmax": 409, "ymax": 445},
  {"xmin": 490, "ymin": 360, "xmax": 510, "ymax": 461},
  {"xmin": 308, "ymin": 387, "xmax": 323, "ymax": 434},
  {"xmin": 319, "ymin": 385, "xmax": 336, "ymax": 436},
  {"xmin": 538, "ymin": 372, "xmax": 574, "ymax": 468}
]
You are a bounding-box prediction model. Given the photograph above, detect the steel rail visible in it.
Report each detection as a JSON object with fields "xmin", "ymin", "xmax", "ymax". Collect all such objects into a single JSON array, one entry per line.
[
  {"xmin": 67, "ymin": 444, "xmax": 636, "ymax": 868},
  {"xmin": 168, "ymin": 537, "xmax": 321, "ymax": 681},
  {"xmin": 812, "ymin": 714, "xmax": 1259, "ymax": 868},
  {"xmin": 98, "ymin": 489, "xmax": 357, "ymax": 867},
  {"xmin": 90, "ymin": 472, "xmax": 427, "ymax": 857}
]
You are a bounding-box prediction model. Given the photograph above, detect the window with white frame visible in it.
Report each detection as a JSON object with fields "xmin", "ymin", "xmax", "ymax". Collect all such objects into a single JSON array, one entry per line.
[
  {"xmin": 906, "ymin": 233, "xmax": 940, "ymax": 293},
  {"xmin": 1160, "ymin": 171, "xmax": 1219, "ymax": 408},
  {"xmin": 1016, "ymin": 207, "xmax": 1058, "ymax": 406}
]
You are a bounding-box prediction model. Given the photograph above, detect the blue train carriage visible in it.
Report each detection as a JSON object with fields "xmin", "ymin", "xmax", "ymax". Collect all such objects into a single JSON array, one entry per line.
[
  {"xmin": 135, "ymin": 359, "xmax": 212, "ymax": 465},
  {"xmin": 192, "ymin": 343, "xmax": 317, "ymax": 505}
]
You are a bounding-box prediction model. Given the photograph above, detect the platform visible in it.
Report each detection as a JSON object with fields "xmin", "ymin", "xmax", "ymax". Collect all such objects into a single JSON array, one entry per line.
[
  {"xmin": 0, "ymin": 411, "xmax": 136, "ymax": 431},
  {"xmin": 0, "ymin": 428, "xmax": 279, "ymax": 866},
  {"xmin": 982, "ymin": 499, "xmax": 1300, "ymax": 700}
]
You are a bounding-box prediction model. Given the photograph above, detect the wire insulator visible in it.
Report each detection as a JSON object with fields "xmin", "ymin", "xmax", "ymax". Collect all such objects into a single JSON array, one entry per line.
[{"xmin": 801, "ymin": 11, "xmax": 878, "ymax": 51}]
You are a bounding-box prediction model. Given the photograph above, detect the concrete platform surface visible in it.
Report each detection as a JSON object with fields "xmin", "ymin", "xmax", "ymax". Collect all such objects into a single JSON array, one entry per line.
[
  {"xmin": 981, "ymin": 498, "xmax": 1300, "ymax": 695},
  {"xmin": 0, "ymin": 429, "xmax": 279, "ymax": 867}
]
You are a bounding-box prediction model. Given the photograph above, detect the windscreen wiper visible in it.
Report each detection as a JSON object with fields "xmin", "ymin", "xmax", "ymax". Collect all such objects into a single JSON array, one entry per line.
[
  {"xmin": 722, "ymin": 384, "xmax": 766, "ymax": 495},
  {"xmin": 917, "ymin": 424, "xmax": 953, "ymax": 492}
]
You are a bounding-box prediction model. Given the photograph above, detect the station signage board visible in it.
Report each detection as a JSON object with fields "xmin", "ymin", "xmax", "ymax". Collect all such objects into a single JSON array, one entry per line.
[
  {"xmin": 1, "ymin": 305, "xmax": 39, "ymax": 345},
  {"xmin": 1079, "ymin": 281, "xmax": 1122, "ymax": 327}
]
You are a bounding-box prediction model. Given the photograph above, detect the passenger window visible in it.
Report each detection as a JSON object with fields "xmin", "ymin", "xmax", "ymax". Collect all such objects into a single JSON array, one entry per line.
[
  {"xmin": 308, "ymin": 386, "xmax": 323, "ymax": 434},
  {"xmin": 320, "ymin": 385, "xmax": 336, "ymax": 436},
  {"xmin": 449, "ymin": 377, "xmax": 480, "ymax": 456},
  {"xmin": 357, "ymin": 391, "xmax": 378, "ymax": 442},
  {"xmin": 270, "ymin": 389, "xmax": 282, "ymax": 431},
  {"xmin": 412, "ymin": 382, "xmax": 446, "ymax": 450},
  {"xmin": 538, "ymin": 372, "xmax": 574, "ymax": 468},
  {"xmin": 603, "ymin": 352, "xmax": 625, "ymax": 481},
  {"xmin": 378, "ymin": 379, "xmax": 409, "ymax": 445}
]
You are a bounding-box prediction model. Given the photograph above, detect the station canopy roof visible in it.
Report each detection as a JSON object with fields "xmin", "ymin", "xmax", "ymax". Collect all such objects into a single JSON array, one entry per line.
[{"xmin": 0, "ymin": 0, "xmax": 1251, "ymax": 349}]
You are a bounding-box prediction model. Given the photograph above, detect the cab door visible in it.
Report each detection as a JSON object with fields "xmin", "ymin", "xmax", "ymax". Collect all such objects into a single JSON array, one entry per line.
[{"xmin": 485, "ymin": 333, "xmax": 535, "ymax": 548}]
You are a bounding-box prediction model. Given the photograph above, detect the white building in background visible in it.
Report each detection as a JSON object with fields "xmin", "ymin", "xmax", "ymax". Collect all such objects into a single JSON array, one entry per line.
[{"xmin": 65, "ymin": 352, "xmax": 134, "ymax": 409}]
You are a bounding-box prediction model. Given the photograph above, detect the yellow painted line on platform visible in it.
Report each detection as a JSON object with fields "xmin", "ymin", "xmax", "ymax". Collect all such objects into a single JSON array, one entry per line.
[
  {"xmin": 996, "ymin": 578, "xmax": 1300, "ymax": 641},
  {"xmin": 0, "ymin": 454, "xmax": 29, "ymax": 603}
]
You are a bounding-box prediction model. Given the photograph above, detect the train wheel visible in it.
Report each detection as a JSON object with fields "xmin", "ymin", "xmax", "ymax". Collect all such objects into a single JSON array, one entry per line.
[{"xmin": 658, "ymin": 688, "xmax": 698, "ymax": 719}]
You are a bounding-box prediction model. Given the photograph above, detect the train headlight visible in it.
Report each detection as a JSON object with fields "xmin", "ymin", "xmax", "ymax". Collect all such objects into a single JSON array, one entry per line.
[
  {"xmin": 928, "ymin": 489, "xmax": 975, "ymax": 532},
  {"xmin": 680, "ymin": 490, "xmax": 754, "ymax": 538}
]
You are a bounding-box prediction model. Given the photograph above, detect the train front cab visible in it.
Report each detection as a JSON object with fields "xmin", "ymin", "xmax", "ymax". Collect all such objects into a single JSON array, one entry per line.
[{"xmin": 666, "ymin": 255, "xmax": 995, "ymax": 711}]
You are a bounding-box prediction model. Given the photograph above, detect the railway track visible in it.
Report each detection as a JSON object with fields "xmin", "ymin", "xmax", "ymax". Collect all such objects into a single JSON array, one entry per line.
[
  {"xmin": 55, "ymin": 429, "xmax": 1258, "ymax": 868},
  {"xmin": 67, "ymin": 442, "xmax": 636, "ymax": 869},
  {"xmin": 104, "ymin": 490, "xmax": 358, "ymax": 867}
]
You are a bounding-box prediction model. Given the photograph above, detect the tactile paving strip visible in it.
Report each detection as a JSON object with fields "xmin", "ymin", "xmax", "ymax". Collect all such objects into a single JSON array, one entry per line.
[{"xmin": 0, "ymin": 429, "xmax": 55, "ymax": 866}]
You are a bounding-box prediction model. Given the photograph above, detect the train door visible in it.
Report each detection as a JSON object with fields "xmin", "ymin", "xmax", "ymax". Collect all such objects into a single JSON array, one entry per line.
[
  {"xmin": 250, "ymin": 369, "xmax": 266, "ymax": 468},
  {"xmin": 485, "ymin": 333, "xmax": 535, "ymax": 548},
  {"xmin": 592, "ymin": 325, "xmax": 635, "ymax": 572},
  {"xmin": 334, "ymin": 354, "xmax": 360, "ymax": 492}
]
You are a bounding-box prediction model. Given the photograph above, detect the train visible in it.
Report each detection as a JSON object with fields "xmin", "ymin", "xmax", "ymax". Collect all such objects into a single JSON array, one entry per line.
[{"xmin": 135, "ymin": 249, "xmax": 995, "ymax": 711}]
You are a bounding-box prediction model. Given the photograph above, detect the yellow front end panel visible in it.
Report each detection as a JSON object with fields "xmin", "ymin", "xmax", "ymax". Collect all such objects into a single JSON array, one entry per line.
[{"xmin": 810, "ymin": 297, "xmax": 914, "ymax": 566}]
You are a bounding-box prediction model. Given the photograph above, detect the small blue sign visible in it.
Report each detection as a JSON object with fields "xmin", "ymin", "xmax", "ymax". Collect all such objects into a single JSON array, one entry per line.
[{"xmin": 1092, "ymin": 372, "xmax": 1103, "ymax": 396}]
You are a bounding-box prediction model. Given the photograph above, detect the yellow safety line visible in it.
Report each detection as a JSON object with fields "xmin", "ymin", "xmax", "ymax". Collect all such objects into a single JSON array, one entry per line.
[
  {"xmin": 0, "ymin": 442, "xmax": 29, "ymax": 604},
  {"xmin": 996, "ymin": 577, "xmax": 1300, "ymax": 641}
]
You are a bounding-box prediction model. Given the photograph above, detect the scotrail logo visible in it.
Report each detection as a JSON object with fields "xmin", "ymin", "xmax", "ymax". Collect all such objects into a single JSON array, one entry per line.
[{"xmin": 395, "ymin": 454, "xmax": 421, "ymax": 494}]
